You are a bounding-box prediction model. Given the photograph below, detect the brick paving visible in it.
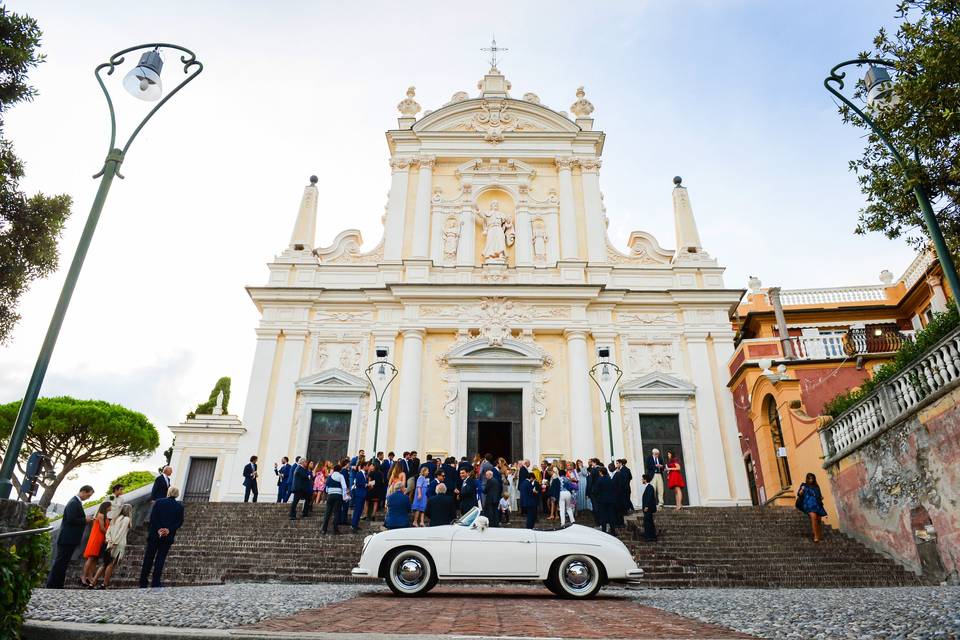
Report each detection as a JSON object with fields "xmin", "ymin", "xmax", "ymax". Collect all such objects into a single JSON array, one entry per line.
[{"xmin": 244, "ymin": 586, "xmax": 755, "ymax": 638}]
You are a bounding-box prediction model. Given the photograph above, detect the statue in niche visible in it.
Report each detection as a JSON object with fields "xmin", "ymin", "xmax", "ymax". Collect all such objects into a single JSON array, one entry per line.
[
  {"xmin": 475, "ymin": 200, "xmax": 515, "ymax": 263},
  {"xmin": 531, "ymin": 216, "xmax": 548, "ymax": 263},
  {"xmin": 442, "ymin": 215, "xmax": 461, "ymax": 262}
]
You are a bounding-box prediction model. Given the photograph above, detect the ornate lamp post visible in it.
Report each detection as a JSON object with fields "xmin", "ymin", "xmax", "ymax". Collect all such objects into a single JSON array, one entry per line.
[
  {"xmin": 0, "ymin": 45, "xmax": 203, "ymax": 500},
  {"xmin": 364, "ymin": 348, "xmax": 398, "ymax": 453},
  {"xmin": 588, "ymin": 347, "xmax": 623, "ymax": 460},
  {"xmin": 825, "ymin": 59, "xmax": 960, "ymax": 312}
]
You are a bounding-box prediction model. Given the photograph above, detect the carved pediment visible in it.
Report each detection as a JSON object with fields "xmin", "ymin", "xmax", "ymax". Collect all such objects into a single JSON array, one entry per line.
[
  {"xmin": 620, "ymin": 372, "xmax": 695, "ymax": 399},
  {"xmin": 413, "ymin": 98, "xmax": 580, "ymax": 139},
  {"xmin": 295, "ymin": 369, "xmax": 369, "ymax": 395},
  {"xmin": 439, "ymin": 337, "xmax": 552, "ymax": 370},
  {"xmin": 607, "ymin": 231, "xmax": 674, "ymax": 266}
]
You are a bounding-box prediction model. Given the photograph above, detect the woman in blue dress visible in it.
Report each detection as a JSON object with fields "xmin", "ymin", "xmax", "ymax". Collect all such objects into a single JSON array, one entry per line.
[
  {"xmin": 797, "ymin": 473, "xmax": 828, "ymax": 542},
  {"xmin": 575, "ymin": 460, "xmax": 589, "ymax": 511},
  {"xmin": 411, "ymin": 468, "xmax": 430, "ymax": 527}
]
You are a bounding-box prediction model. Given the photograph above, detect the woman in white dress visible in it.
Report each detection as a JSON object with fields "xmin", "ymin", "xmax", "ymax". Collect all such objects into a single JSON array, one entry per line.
[{"xmin": 506, "ymin": 464, "xmax": 519, "ymax": 513}]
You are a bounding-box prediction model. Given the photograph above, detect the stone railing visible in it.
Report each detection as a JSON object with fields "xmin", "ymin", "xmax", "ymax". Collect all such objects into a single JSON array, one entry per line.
[
  {"xmin": 900, "ymin": 250, "xmax": 935, "ymax": 290},
  {"xmin": 821, "ymin": 325, "xmax": 960, "ymax": 465},
  {"xmin": 779, "ymin": 285, "xmax": 889, "ymax": 306},
  {"xmin": 790, "ymin": 334, "xmax": 848, "ymax": 359}
]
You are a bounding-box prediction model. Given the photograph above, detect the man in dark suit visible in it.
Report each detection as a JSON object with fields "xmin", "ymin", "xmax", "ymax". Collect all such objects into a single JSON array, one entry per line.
[
  {"xmin": 456, "ymin": 469, "xmax": 477, "ymax": 514},
  {"xmin": 425, "ymin": 483, "xmax": 456, "ymax": 526},
  {"xmin": 519, "ymin": 476, "xmax": 539, "ymax": 529},
  {"xmin": 644, "ymin": 448, "xmax": 665, "ymax": 508},
  {"xmin": 482, "ymin": 469, "xmax": 500, "ymax": 527},
  {"xmin": 440, "ymin": 457, "xmax": 458, "ymax": 495},
  {"xmin": 640, "ymin": 473, "xmax": 658, "ymax": 541},
  {"xmin": 518, "ymin": 459, "xmax": 530, "ymax": 484},
  {"xmin": 139, "ymin": 486, "xmax": 184, "ymax": 588},
  {"xmin": 408, "ymin": 452, "xmax": 421, "ymax": 476},
  {"xmin": 242, "ymin": 455, "xmax": 259, "ymax": 503},
  {"xmin": 349, "ymin": 463, "xmax": 370, "ymax": 531},
  {"xmin": 288, "ymin": 459, "xmax": 312, "ymax": 520},
  {"xmin": 46, "ymin": 485, "xmax": 95, "ymax": 588},
  {"xmin": 150, "ymin": 466, "xmax": 173, "ymax": 501},
  {"xmin": 419, "ymin": 454, "xmax": 435, "ymax": 479},
  {"xmin": 595, "ymin": 467, "xmax": 616, "ymax": 535},
  {"xmin": 457, "ymin": 456, "xmax": 472, "ymax": 474}
]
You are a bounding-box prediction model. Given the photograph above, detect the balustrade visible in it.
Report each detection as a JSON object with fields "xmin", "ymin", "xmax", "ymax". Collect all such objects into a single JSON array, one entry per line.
[
  {"xmin": 779, "ymin": 286, "xmax": 888, "ymax": 306},
  {"xmin": 821, "ymin": 326, "xmax": 960, "ymax": 465}
]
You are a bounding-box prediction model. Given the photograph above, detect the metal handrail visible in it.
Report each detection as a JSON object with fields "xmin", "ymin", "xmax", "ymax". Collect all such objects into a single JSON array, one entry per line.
[{"xmin": 0, "ymin": 525, "xmax": 54, "ymax": 540}]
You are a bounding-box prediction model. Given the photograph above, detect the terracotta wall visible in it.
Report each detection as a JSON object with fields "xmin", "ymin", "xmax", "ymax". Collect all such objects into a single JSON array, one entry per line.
[
  {"xmin": 796, "ymin": 366, "xmax": 871, "ymax": 417},
  {"xmin": 827, "ymin": 384, "xmax": 960, "ymax": 582}
]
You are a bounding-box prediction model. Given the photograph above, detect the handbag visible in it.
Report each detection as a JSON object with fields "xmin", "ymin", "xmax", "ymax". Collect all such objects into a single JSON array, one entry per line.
[{"xmin": 795, "ymin": 486, "xmax": 805, "ymax": 511}]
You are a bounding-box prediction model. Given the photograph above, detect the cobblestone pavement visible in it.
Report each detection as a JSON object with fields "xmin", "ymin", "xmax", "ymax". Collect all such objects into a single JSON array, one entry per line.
[
  {"xmin": 623, "ymin": 586, "xmax": 960, "ymax": 640},
  {"xmin": 27, "ymin": 583, "xmax": 960, "ymax": 639},
  {"xmin": 27, "ymin": 583, "xmax": 376, "ymax": 629},
  {"xmin": 244, "ymin": 585, "xmax": 751, "ymax": 638}
]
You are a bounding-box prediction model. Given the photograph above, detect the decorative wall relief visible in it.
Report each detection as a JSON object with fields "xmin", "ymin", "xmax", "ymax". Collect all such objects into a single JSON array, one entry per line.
[
  {"xmin": 531, "ymin": 216, "xmax": 548, "ymax": 263},
  {"xmin": 465, "ymin": 100, "xmax": 533, "ymax": 143},
  {"xmin": 628, "ymin": 342, "xmax": 677, "ymax": 374},
  {"xmin": 442, "ymin": 215, "xmax": 462, "ymax": 263}
]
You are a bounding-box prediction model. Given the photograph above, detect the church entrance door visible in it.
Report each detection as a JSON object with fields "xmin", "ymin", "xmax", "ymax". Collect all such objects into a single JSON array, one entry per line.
[
  {"xmin": 638, "ymin": 414, "xmax": 689, "ymax": 506},
  {"xmin": 307, "ymin": 410, "xmax": 351, "ymax": 463},
  {"xmin": 467, "ymin": 390, "xmax": 522, "ymax": 462}
]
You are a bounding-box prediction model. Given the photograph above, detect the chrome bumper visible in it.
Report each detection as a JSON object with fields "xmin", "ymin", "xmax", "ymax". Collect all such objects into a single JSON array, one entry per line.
[
  {"xmin": 626, "ymin": 568, "xmax": 644, "ymax": 581},
  {"xmin": 351, "ymin": 567, "xmax": 370, "ymax": 577}
]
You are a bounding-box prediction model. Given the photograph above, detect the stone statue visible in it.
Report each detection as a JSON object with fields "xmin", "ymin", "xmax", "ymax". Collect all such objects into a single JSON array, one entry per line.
[
  {"xmin": 442, "ymin": 215, "xmax": 461, "ymax": 261},
  {"xmin": 213, "ymin": 390, "xmax": 224, "ymax": 416},
  {"xmin": 475, "ymin": 200, "xmax": 514, "ymax": 263},
  {"xmin": 531, "ymin": 216, "xmax": 548, "ymax": 262}
]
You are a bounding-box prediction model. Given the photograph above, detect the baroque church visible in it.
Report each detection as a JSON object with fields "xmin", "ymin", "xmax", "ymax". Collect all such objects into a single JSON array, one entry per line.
[{"xmin": 169, "ymin": 62, "xmax": 752, "ymax": 507}]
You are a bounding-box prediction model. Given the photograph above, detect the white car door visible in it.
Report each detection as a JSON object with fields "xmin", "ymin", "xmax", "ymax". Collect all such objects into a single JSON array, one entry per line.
[{"xmin": 448, "ymin": 526, "xmax": 537, "ymax": 576}]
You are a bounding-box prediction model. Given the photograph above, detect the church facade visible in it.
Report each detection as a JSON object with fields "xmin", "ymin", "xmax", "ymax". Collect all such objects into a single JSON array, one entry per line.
[{"xmin": 170, "ymin": 65, "xmax": 751, "ymax": 506}]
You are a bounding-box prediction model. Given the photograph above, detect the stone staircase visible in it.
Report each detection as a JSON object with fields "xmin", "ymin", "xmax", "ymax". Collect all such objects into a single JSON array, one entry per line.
[
  {"xmin": 623, "ymin": 506, "xmax": 922, "ymax": 588},
  {"xmin": 65, "ymin": 502, "xmax": 921, "ymax": 589}
]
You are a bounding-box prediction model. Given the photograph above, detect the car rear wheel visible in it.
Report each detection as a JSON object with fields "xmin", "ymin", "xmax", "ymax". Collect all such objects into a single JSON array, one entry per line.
[
  {"xmin": 543, "ymin": 576, "xmax": 563, "ymax": 596},
  {"xmin": 552, "ymin": 555, "xmax": 601, "ymax": 599},
  {"xmin": 385, "ymin": 549, "xmax": 436, "ymax": 596}
]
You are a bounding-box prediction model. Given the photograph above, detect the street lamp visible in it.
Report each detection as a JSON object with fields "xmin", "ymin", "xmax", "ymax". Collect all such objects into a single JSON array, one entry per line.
[
  {"xmin": 0, "ymin": 44, "xmax": 203, "ymax": 500},
  {"xmin": 364, "ymin": 347, "xmax": 398, "ymax": 454},
  {"xmin": 588, "ymin": 347, "xmax": 623, "ymax": 459},
  {"xmin": 825, "ymin": 59, "xmax": 960, "ymax": 313}
]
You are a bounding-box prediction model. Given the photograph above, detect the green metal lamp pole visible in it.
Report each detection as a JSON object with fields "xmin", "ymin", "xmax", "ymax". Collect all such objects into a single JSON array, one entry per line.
[
  {"xmin": 825, "ymin": 59, "xmax": 960, "ymax": 312},
  {"xmin": 588, "ymin": 354, "xmax": 623, "ymax": 460},
  {"xmin": 0, "ymin": 44, "xmax": 203, "ymax": 501},
  {"xmin": 364, "ymin": 354, "xmax": 398, "ymax": 454}
]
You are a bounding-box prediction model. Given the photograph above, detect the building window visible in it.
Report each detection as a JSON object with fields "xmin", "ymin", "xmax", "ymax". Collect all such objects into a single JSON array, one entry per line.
[{"xmin": 765, "ymin": 395, "xmax": 792, "ymax": 489}]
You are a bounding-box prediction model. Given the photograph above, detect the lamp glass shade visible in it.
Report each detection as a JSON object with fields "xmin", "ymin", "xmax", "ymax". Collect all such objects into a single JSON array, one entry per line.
[
  {"xmin": 863, "ymin": 65, "xmax": 897, "ymax": 109},
  {"xmin": 123, "ymin": 51, "xmax": 164, "ymax": 101}
]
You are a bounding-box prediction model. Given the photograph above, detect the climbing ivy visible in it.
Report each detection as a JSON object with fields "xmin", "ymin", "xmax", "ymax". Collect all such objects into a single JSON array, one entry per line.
[{"xmin": 0, "ymin": 505, "xmax": 50, "ymax": 639}]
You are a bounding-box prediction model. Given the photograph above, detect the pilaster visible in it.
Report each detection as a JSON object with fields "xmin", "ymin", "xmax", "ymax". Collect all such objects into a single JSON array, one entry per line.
[
  {"xmin": 556, "ymin": 157, "xmax": 580, "ymax": 260},
  {"xmin": 565, "ymin": 329, "xmax": 595, "ymax": 459},
  {"xmin": 384, "ymin": 157, "xmax": 412, "ymax": 261},
  {"xmin": 394, "ymin": 328, "xmax": 426, "ymax": 450},
  {"xmin": 410, "ymin": 156, "xmax": 435, "ymax": 259},
  {"xmin": 579, "ymin": 158, "xmax": 607, "ymax": 263}
]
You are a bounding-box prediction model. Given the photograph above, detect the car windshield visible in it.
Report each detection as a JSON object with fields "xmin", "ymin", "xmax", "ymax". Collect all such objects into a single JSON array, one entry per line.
[{"xmin": 455, "ymin": 506, "xmax": 480, "ymax": 527}]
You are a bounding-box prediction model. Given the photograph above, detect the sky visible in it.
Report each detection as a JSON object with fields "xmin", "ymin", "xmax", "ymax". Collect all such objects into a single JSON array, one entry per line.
[{"xmin": 1, "ymin": 0, "xmax": 916, "ymax": 504}]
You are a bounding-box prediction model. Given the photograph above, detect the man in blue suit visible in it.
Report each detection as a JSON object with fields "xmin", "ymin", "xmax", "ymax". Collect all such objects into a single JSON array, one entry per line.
[
  {"xmin": 519, "ymin": 476, "xmax": 539, "ymax": 529},
  {"xmin": 139, "ymin": 486, "xmax": 184, "ymax": 588},
  {"xmin": 46, "ymin": 485, "xmax": 94, "ymax": 588},
  {"xmin": 350, "ymin": 462, "xmax": 371, "ymax": 531},
  {"xmin": 242, "ymin": 455, "xmax": 259, "ymax": 503},
  {"xmin": 274, "ymin": 457, "xmax": 292, "ymax": 503},
  {"xmin": 288, "ymin": 459, "xmax": 312, "ymax": 520},
  {"xmin": 150, "ymin": 466, "xmax": 172, "ymax": 501}
]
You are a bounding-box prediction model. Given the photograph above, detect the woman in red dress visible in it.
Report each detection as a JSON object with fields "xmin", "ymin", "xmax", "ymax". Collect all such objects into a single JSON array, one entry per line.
[
  {"xmin": 665, "ymin": 450, "xmax": 685, "ymax": 510},
  {"xmin": 81, "ymin": 501, "xmax": 111, "ymax": 586}
]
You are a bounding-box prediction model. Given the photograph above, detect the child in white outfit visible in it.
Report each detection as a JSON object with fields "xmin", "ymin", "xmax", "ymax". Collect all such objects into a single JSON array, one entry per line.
[{"xmin": 498, "ymin": 493, "xmax": 511, "ymax": 524}]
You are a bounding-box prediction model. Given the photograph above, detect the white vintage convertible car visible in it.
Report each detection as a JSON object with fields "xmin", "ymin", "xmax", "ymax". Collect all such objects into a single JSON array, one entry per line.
[{"xmin": 352, "ymin": 507, "xmax": 643, "ymax": 598}]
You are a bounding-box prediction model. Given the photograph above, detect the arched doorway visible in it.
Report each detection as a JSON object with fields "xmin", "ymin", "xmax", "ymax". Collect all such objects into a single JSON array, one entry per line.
[{"xmin": 764, "ymin": 395, "xmax": 792, "ymax": 489}]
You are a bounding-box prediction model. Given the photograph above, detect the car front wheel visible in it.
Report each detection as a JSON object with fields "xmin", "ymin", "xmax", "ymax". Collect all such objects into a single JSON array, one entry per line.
[
  {"xmin": 385, "ymin": 549, "xmax": 436, "ymax": 596},
  {"xmin": 553, "ymin": 555, "xmax": 602, "ymax": 599}
]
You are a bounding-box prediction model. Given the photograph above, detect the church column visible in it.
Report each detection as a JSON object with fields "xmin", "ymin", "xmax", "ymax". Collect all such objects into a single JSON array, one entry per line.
[
  {"xmin": 580, "ymin": 158, "xmax": 607, "ymax": 263},
  {"xmin": 384, "ymin": 157, "xmax": 411, "ymax": 261},
  {"xmin": 394, "ymin": 328, "xmax": 426, "ymax": 450},
  {"xmin": 927, "ymin": 274, "xmax": 949, "ymax": 313},
  {"xmin": 410, "ymin": 156, "xmax": 435, "ymax": 259},
  {"xmin": 261, "ymin": 328, "xmax": 308, "ymax": 499},
  {"xmin": 685, "ymin": 331, "xmax": 735, "ymax": 504},
  {"xmin": 565, "ymin": 330, "xmax": 595, "ymax": 458},
  {"xmin": 241, "ymin": 328, "xmax": 280, "ymax": 468},
  {"xmin": 711, "ymin": 331, "xmax": 753, "ymax": 504},
  {"xmin": 556, "ymin": 157, "xmax": 580, "ymax": 260}
]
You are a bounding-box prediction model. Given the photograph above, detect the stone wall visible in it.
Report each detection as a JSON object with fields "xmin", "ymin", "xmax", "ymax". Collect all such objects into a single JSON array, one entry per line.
[{"xmin": 827, "ymin": 384, "xmax": 960, "ymax": 583}]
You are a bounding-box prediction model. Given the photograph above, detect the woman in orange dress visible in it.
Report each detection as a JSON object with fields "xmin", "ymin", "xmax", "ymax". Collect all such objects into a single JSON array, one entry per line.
[
  {"xmin": 665, "ymin": 450, "xmax": 685, "ymax": 511},
  {"xmin": 81, "ymin": 501, "xmax": 111, "ymax": 586}
]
